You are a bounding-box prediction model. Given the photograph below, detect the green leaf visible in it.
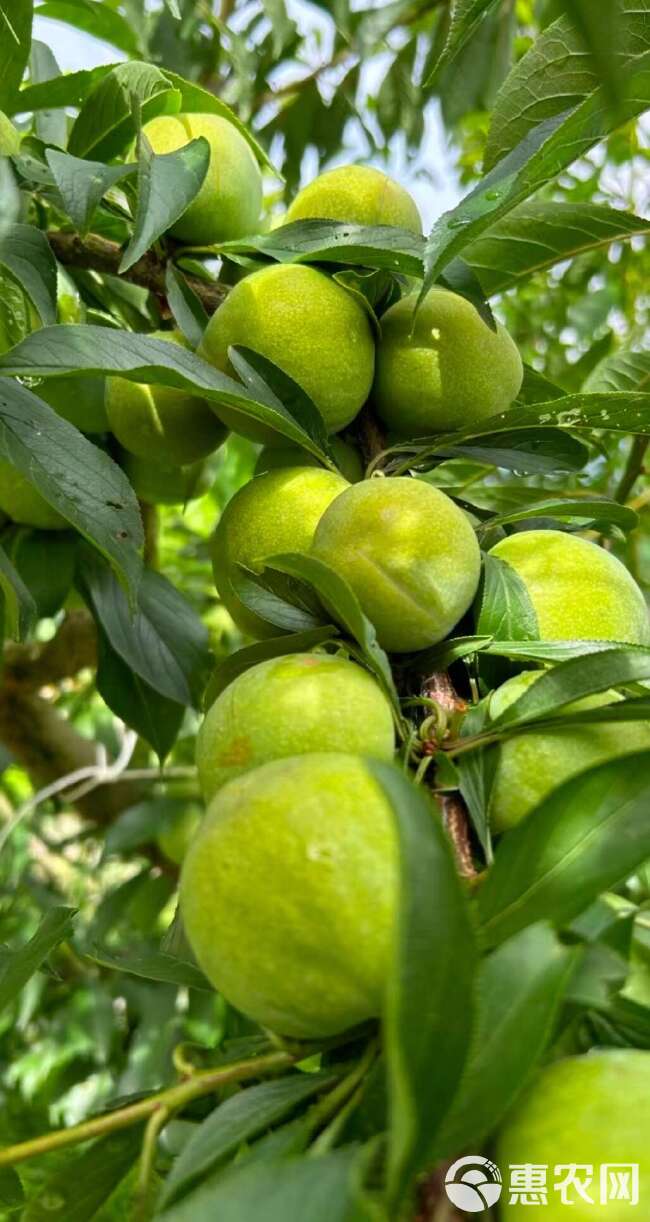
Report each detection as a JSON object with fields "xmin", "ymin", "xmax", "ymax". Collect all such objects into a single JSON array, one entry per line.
[
  {"xmin": 0, "ymin": 1166, "xmax": 23, "ymax": 1211},
  {"xmin": 426, "ymin": 0, "xmax": 501, "ymax": 82},
  {"xmin": 22, "ymin": 1128, "xmax": 141, "ymax": 1222},
  {"xmin": 79, "ymin": 547, "xmax": 210, "ymax": 707},
  {"xmin": 35, "ymin": 0, "xmax": 143, "ymax": 56},
  {"xmin": 221, "ymin": 219, "xmax": 424, "ymax": 275},
  {"xmin": 442, "ymin": 392, "xmax": 650, "ymax": 442},
  {"xmin": 102, "ymin": 796, "xmax": 194, "ymax": 857},
  {"xmin": 160, "ymin": 1074, "xmax": 340, "ymax": 1208},
  {"xmin": 68, "ymin": 61, "xmax": 181, "ymax": 161},
  {"xmin": 431, "ymin": 427, "xmax": 588, "ymax": 475},
  {"xmin": 46, "ymin": 148, "xmax": 134, "ymax": 235},
  {"xmin": 234, "ymin": 565, "xmax": 327, "ymax": 634},
  {"xmin": 464, "ymin": 202, "xmax": 650, "ymax": 296},
  {"xmin": 367, "ymin": 762, "xmax": 476, "ymax": 1210},
  {"xmin": 433, "ymin": 923, "xmax": 576, "ymax": 1157},
  {"xmin": 205, "ymin": 626, "xmax": 338, "ymax": 706},
  {"xmin": 476, "ymin": 554, "xmax": 539, "ymax": 642},
  {"xmin": 30, "ymin": 40, "xmax": 66, "ymax": 148},
  {"xmin": 485, "ymin": 638, "xmax": 646, "ymax": 665},
  {"xmin": 84, "ymin": 946, "xmax": 211, "ymax": 991},
  {"xmin": 163, "ymin": 69, "xmax": 276, "ymax": 175},
  {"xmin": 584, "ymin": 348, "xmax": 650, "ymax": 393},
  {"xmin": 165, "ymin": 263, "xmax": 208, "ymax": 348},
  {"xmin": 0, "ymin": 906, "xmax": 76, "ymax": 1012},
  {"xmin": 0, "ymin": 540, "xmax": 37, "ymax": 638},
  {"xmin": 0, "ymin": 380, "xmax": 143, "ymax": 596},
  {"xmin": 479, "ymin": 496, "xmax": 638, "ymax": 533},
  {"xmin": 0, "ymin": 326, "xmax": 335, "ymax": 460},
  {"xmin": 120, "ymin": 134, "xmax": 210, "ymax": 273},
  {"xmin": 14, "ymin": 63, "xmax": 113, "ymax": 114},
  {"xmin": 0, "ymin": 223, "xmax": 57, "ymax": 324},
  {"xmin": 94, "ymin": 624, "xmax": 184, "ymax": 761},
  {"xmin": 0, "ymin": 0, "xmax": 33, "ymax": 111},
  {"xmin": 561, "ymin": 0, "xmax": 626, "ymax": 115},
  {"xmin": 489, "ymin": 645, "xmax": 650, "ymax": 729},
  {"xmin": 478, "ymin": 749, "xmax": 650, "ymax": 947}
]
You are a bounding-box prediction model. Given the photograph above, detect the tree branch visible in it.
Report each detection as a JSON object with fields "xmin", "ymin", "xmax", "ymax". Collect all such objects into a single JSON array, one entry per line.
[
  {"xmin": 422, "ymin": 671, "xmax": 477, "ymax": 882},
  {"xmin": 614, "ymin": 435, "xmax": 648, "ymax": 504},
  {"xmin": 47, "ymin": 231, "xmax": 228, "ymax": 315}
]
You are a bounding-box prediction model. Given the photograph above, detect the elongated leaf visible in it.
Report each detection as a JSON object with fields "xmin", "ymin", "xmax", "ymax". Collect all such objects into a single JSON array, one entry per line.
[
  {"xmin": 562, "ymin": 0, "xmax": 625, "ymax": 114},
  {"xmin": 205, "ymin": 626, "xmax": 338, "ymax": 706},
  {"xmin": 120, "ymin": 135, "xmax": 210, "ymax": 273},
  {"xmin": 433, "ymin": 923, "xmax": 575, "ymax": 1157},
  {"xmin": 35, "ymin": 0, "xmax": 143, "ymax": 55},
  {"xmin": 0, "ymin": 1166, "xmax": 23, "ymax": 1210},
  {"xmin": 0, "ymin": 223, "xmax": 56, "ymax": 323},
  {"xmin": 220, "ymin": 219, "xmax": 425, "ymax": 276},
  {"xmin": 0, "ymin": 326, "xmax": 334, "ymax": 459},
  {"xmin": 0, "ymin": 0, "xmax": 33, "ymax": 111},
  {"xmin": 79, "ymin": 547, "xmax": 210, "ymax": 707},
  {"xmin": 397, "ymin": 426, "xmax": 588, "ymax": 477},
  {"xmin": 440, "ymin": 392, "xmax": 650, "ymax": 443},
  {"xmin": 84, "ymin": 946, "xmax": 210, "ymax": 991},
  {"xmin": 0, "ymin": 906, "xmax": 76, "ymax": 1011},
  {"xmin": 585, "ymin": 348, "xmax": 650, "ymax": 393},
  {"xmin": 22, "ymin": 1128, "xmax": 141, "ymax": 1222},
  {"xmin": 14, "ymin": 63, "xmax": 113, "ymax": 114},
  {"xmin": 478, "ymin": 750, "xmax": 650, "ymax": 946},
  {"xmin": 46, "ymin": 149, "xmax": 134, "ymax": 235},
  {"xmin": 30, "ymin": 40, "xmax": 66, "ymax": 147},
  {"xmin": 68, "ymin": 61, "xmax": 180, "ymax": 161},
  {"xmin": 455, "ymin": 699, "xmax": 497, "ymax": 857},
  {"xmin": 161, "ymin": 1074, "xmax": 339, "ymax": 1207},
  {"xmin": 427, "ymin": 0, "xmax": 501, "ymax": 82},
  {"xmin": 0, "ymin": 380, "xmax": 142, "ymax": 595},
  {"xmin": 229, "ymin": 347, "xmax": 332, "ymax": 460},
  {"xmin": 490, "ymin": 645, "xmax": 650, "ymax": 729},
  {"xmin": 0, "ymin": 541, "xmax": 36, "ymax": 638},
  {"xmin": 481, "ymin": 496, "xmax": 637, "ymax": 533},
  {"xmin": 476, "ymin": 554, "xmax": 538, "ymax": 642},
  {"xmin": 465, "ymin": 202, "xmax": 650, "ymax": 296},
  {"xmin": 165, "ymin": 263, "xmax": 208, "ymax": 348},
  {"xmin": 95, "ymin": 624, "xmax": 184, "ymax": 760},
  {"xmin": 366, "ymin": 762, "xmax": 476, "ymax": 1209}
]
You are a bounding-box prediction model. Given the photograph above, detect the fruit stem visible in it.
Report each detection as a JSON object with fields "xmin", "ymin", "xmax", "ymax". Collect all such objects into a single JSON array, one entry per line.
[{"xmin": 614, "ymin": 436, "xmax": 648, "ymax": 504}]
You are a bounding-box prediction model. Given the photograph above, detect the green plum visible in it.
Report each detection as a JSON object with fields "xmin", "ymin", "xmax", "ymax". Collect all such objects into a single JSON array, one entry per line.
[
  {"xmin": 157, "ymin": 804, "xmax": 202, "ymax": 866},
  {"xmin": 37, "ymin": 376, "xmax": 108, "ymax": 434},
  {"xmin": 121, "ymin": 452, "xmax": 210, "ymax": 505},
  {"xmin": 0, "ymin": 459, "xmax": 67, "ymax": 530},
  {"xmin": 286, "ymin": 164, "xmax": 421, "ymax": 232}
]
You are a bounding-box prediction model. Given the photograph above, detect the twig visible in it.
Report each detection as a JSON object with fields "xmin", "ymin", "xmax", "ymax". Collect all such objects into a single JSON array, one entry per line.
[
  {"xmin": 422, "ymin": 672, "xmax": 477, "ymax": 881},
  {"xmin": 139, "ymin": 501, "xmax": 160, "ymax": 569},
  {"xmin": 47, "ymin": 231, "xmax": 228, "ymax": 315},
  {"xmin": 614, "ymin": 436, "xmax": 648, "ymax": 503},
  {"xmin": 356, "ymin": 404, "xmax": 386, "ymax": 471}
]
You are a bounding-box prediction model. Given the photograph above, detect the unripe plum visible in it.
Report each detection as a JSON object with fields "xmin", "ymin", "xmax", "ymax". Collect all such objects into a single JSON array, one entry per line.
[
  {"xmin": 37, "ymin": 376, "xmax": 108, "ymax": 434},
  {"xmin": 105, "ymin": 330, "xmax": 226, "ymax": 465},
  {"xmin": 312, "ymin": 476, "xmax": 481, "ymax": 652},
  {"xmin": 157, "ymin": 804, "xmax": 202, "ymax": 866},
  {"xmin": 490, "ymin": 530, "xmax": 650, "ymax": 645},
  {"xmin": 254, "ymin": 437, "xmax": 363, "ymax": 483},
  {"xmin": 488, "ymin": 671, "xmax": 650, "ymax": 832},
  {"xmin": 0, "ymin": 459, "xmax": 67, "ymax": 529},
  {"xmin": 196, "ymin": 651, "xmax": 395, "ymax": 800},
  {"xmin": 121, "ymin": 452, "xmax": 210, "ymax": 505},
  {"xmin": 286, "ymin": 164, "xmax": 421, "ymax": 232},
  {"xmin": 141, "ymin": 112, "xmax": 263, "ymax": 244},
  {"xmin": 211, "ymin": 466, "xmax": 348, "ymax": 638},
  {"xmin": 181, "ymin": 752, "xmax": 398, "ymax": 1037},
  {"xmin": 373, "ymin": 287, "xmax": 523, "ymax": 435},
  {"xmin": 497, "ymin": 1050, "xmax": 650, "ymax": 1219},
  {"xmin": 198, "ymin": 264, "xmax": 375, "ymax": 442}
]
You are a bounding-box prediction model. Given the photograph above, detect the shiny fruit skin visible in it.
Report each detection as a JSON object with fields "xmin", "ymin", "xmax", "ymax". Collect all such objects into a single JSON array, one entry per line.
[
  {"xmin": 0, "ymin": 459, "xmax": 67, "ymax": 529},
  {"xmin": 121, "ymin": 452, "xmax": 210, "ymax": 505},
  {"xmin": 211, "ymin": 465, "xmax": 348, "ymax": 638},
  {"xmin": 180, "ymin": 752, "xmax": 397, "ymax": 1038},
  {"xmin": 373, "ymin": 287, "xmax": 523, "ymax": 435},
  {"xmin": 286, "ymin": 164, "xmax": 421, "ymax": 232},
  {"xmin": 141, "ymin": 112, "xmax": 262, "ymax": 244},
  {"xmin": 488, "ymin": 671, "xmax": 650, "ymax": 832},
  {"xmin": 105, "ymin": 330, "xmax": 226, "ymax": 465},
  {"xmin": 497, "ymin": 1050, "xmax": 650, "ymax": 1219},
  {"xmin": 198, "ymin": 264, "xmax": 375, "ymax": 442},
  {"xmin": 196, "ymin": 651, "xmax": 395, "ymax": 800},
  {"xmin": 312, "ymin": 476, "xmax": 481, "ymax": 653},
  {"xmin": 254, "ymin": 438, "xmax": 364, "ymax": 483},
  {"xmin": 490, "ymin": 530, "xmax": 650, "ymax": 646}
]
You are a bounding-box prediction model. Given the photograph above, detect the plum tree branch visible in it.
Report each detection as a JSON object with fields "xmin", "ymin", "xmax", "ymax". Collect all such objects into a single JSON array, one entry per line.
[
  {"xmin": 47, "ymin": 231, "xmax": 228, "ymax": 315},
  {"xmin": 422, "ymin": 671, "xmax": 476, "ymax": 881}
]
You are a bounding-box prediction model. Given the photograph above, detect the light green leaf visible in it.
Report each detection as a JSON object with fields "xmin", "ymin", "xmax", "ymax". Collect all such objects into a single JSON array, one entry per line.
[
  {"xmin": 46, "ymin": 148, "xmax": 134, "ymax": 235},
  {"xmin": 14, "ymin": 62, "xmax": 113, "ymax": 114},
  {"xmin": 219, "ymin": 219, "xmax": 425, "ymax": 276},
  {"xmin": 0, "ymin": 223, "xmax": 57, "ymax": 324},
  {"xmin": 426, "ymin": 0, "xmax": 501, "ymax": 82},
  {"xmin": 476, "ymin": 554, "xmax": 538, "ymax": 642},
  {"xmin": 35, "ymin": 0, "xmax": 142, "ymax": 55},
  {"xmin": 0, "ymin": 907, "xmax": 76, "ymax": 1012},
  {"xmin": 0, "ymin": 0, "xmax": 33, "ymax": 111},
  {"xmin": 584, "ymin": 348, "xmax": 650, "ymax": 393},
  {"xmin": 489, "ymin": 645, "xmax": 650, "ymax": 729},
  {"xmin": 84, "ymin": 946, "xmax": 211, "ymax": 992},
  {"xmin": 68, "ymin": 61, "xmax": 181, "ymax": 161}
]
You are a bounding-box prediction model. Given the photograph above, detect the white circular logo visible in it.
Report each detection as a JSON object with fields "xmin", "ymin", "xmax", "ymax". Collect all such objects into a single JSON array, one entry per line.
[{"xmin": 445, "ymin": 1155, "xmax": 503, "ymax": 1213}]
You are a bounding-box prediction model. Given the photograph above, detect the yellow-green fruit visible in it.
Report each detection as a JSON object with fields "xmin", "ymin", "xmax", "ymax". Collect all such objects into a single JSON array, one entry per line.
[
  {"xmin": 286, "ymin": 164, "xmax": 421, "ymax": 232},
  {"xmin": 198, "ymin": 264, "xmax": 375, "ymax": 442},
  {"xmin": 254, "ymin": 438, "xmax": 364, "ymax": 483},
  {"xmin": 105, "ymin": 330, "xmax": 226, "ymax": 465},
  {"xmin": 122, "ymin": 452, "xmax": 210, "ymax": 505},
  {"xmin": 490, "ymin": 530, "xmax": 650, "ymax": 645},
  {"xmin": 0, "ymin": 459, "xmax": 67, "ymax": 529},
  {"xmin": 211, "ymin": 466, "xmax": 348, "ymax": 638},
  {"xmin": 373, "ymin": 288, "xmax": 523, "ymax": 435},
  {"xmin": 312, "ymin": 477, "xmax": 481, "ymax": 653},
  {"xmin": 37, "ymin": 376, "xmax": 108, "ymax": 434},
  {"xmin": 197, "ymin": 651, "xmax": 395, "ymax": 800},
  {"xmin": 141, "ymin": 112, "xmax": 262, "ymax": 244},
  {"xmin": 180, "ymin": 752, "xmax": 397, "ymax": 1037},
  {"xmin": 157, "ymin": 805, "xmax": 202, "ymax": 866},
  {"xmin": 488, "ymin": 671, "xmax": 650, "ymax": 832},
  {"xmin": 497, "ymin": 1050, "xmax": 650, "ymax": 1219}
]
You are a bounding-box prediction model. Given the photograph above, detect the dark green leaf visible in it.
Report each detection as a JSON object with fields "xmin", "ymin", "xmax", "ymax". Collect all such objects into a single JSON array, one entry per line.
[
  {"xmin": 455, "ymin": 699, "xmax": 497, "ymax": 858},
  {"xmin": 68, "ymin": 61, "xmax": 181, "ymax": 161},
  {"xmin": 561, "ymin": 0, "xmax": 625, "ymax": 115},
  {"xmin": 120, "ymin": 134, "xmax": 210, "ymax": 273},
  {"xmin": 46, "ymin": 148, "xmax": 134, "ymax": 235},
  {"xmin": 0, "ymin": 1166, "xmax": 23, "ymax": 1210},
  {"xmin": 430, "ymin": 427, "xmax": 588, "ymax": 475},
  {"xmin": 0, "ymin": 540, "xmax": 37, "ymax": 638},
  {"xmin": 84, "ymin": 946, "xmax": 211, "ymax": 991},
  {"xmin": 476, "ymin": 554, "xmax": 539, "ymax": 642},
  {"xmin": 205, "ymin": 626, "xmax": 338, "ymax": 706},
  {"xmin": 433, "ymin": 924, "xmax": 576, "ymax": 1157},
  {"xmin": 446, "ymin": 392, "xmax": 650, "ymax": 441},
  {"xmin": 367, "ymin": 762, "xmax": 476, "ymax": 1209},
  {"xmin": 229, "ymin": 347, "xmax": 332, "ymax": 461},
  {"xmin": 220, "ymin": 219, "xmax": 425, "ymax": 277},
  {"xmin": 484, "ymin": 638, "xmax": 641, "ymax": 665},
  {"xmin": 94, "ymin": 624, "xmax": 184, "ymax": 760},
  {"xmin": 162, "ymin": 70, "xmax": 275, "ymax": 174},
  {"xmin": 478, "ymin": 750, "xmax": 650, "ymax": 947},
  {"xmin": 14, "ymin": 63, "xmax": 113, "ymax": 114},
  {"xmin": 22, "ymin": 1128, "xmax": 141, "ymax": 1222},
  {"xmin": 0, "ymin": 223, "xmax": 57, "ymax": 324},
  {"xmin": 0, "ymin": 906, "xmax": 76, "ymax": 1012},
  {"xmin": 427, "ymin": 0, "xmax": 501, "ymax": 82},
  {"xmin": 35, "ymin": 0, "xmax": 142, "ymax": 55},
  {"xmin": 0, "ymin": 0, "xmax": 33, "ymax": 112},
  {"xmin": 0, "ymin": 380, "xmax": 143, "ymax": 596},
  {"xmin": 490, "ymin": 645, "xmax": 650, "ymax": 728},
  {"xmin": 234, "ymin": 565, "xmax": 327, "ymax": 634},
  {"xmin": 160, "ymin": 1074, "xmax": 340, "ymax": 1207},
  {"xmin": 165, "ymin": 264, "xmax": 209, "ymax": 348},
  {"xmin": 30, "ymin": 41, "xmax": 66, "ymax": 148},
  {"xmin": 480, "ymin": 496, "xmax": 637, "ymax": 533}
]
